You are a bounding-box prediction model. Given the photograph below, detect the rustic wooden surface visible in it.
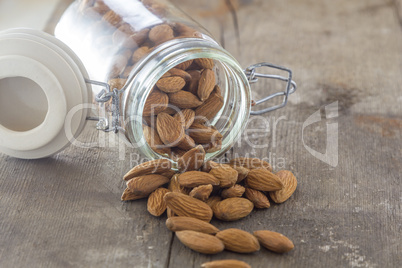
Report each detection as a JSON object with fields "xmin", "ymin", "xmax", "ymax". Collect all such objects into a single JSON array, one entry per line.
[{"xmin": 1, "ymin": 0, "xmax": 401, "ymax": 267}]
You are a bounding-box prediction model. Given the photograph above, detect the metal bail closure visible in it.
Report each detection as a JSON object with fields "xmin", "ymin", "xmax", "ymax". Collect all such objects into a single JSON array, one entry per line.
[
  {"xmin": 85, "ymin": 78, "xmax": 122, "ymax": 133},
  {"xmin": 244, "ymin": 62, "xmax": 297, "ymax": 115}
]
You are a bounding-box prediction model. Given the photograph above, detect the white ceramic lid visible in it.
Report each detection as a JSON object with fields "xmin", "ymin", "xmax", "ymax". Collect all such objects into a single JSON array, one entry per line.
[{"xmin": 0, "ymin": 28, "xmax": 91, "ymax": 159}]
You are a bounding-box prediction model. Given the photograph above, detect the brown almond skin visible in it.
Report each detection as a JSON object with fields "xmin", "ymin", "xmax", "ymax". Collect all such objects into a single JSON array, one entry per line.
[
  {"xmin": 201, "ymin": 260, "xmax": 251, "ymax": 268},
  {"xmin": 166, "ymin": 216, "xmax": 219, "ymax": 234},
  {"xmin": 221, "ymin": 185, "xmax": 246, "ymax": 199},
  {"xmin": 178, "ymin": 171, "xmax": 220, "ymax": 188},
  {"xmin": 168, "ymin": 174, "xmax": 190, "ymax": 195},
  {"xmin": 168, "ymin": 68, "xmax": 192, "ymax": 81},
  {"xmin": 197, "ymin": 69, "xmax": 216, "ymax": 101},
  {"xmin": 147, "ymin": 188, "xmax": 170, "ymax": 216},
  {"xmin": 176, "ymin": 230, "xmax": 224, "ymax": 254},
  {"xmin": 173, "ymin": 109, "xmax": 195, "ymax": 129},
  {"xmin": 188, "ymin": 124, "xmax": 223, "ymax": 145},
  {"xmin": 216, "ymin": 228, "xmax": 260, "ymax": 253},
  {"xmin": 156, "ymin": 112, "xmax": 185, "ymax": 146},
  {"xmin": 121, "ymin": 187, "xmax": 148, "ymax": 201},
  {"xmin": 176, "ymin": 135, "xmax": 196, "ymax": 151},
  {"xmin": 244, "ymin": 188, "xmax": 270, "ymax": 209},
  {"xmin": 205, "ymin": 195, "xmax": 222, "ymax": 210},
  {"xmin": 177, "ymin": 145, "xmax": 206, "ymax": 172},
  {"xmin": 230, "ymin": 165, "xmax": 250, "ymax": 183},
  {"xmin": 123, "ymin": 159, "xmax": 172, "ymax": 181},
  {"xmin": 175, "ymin": 59, "xmax": 193, "ymax": 70},
  {"xmin": 187, "ymin": 70, "xmax": 201, "ymax": 95},
  {"xmin": 169, "ymin": 91, "xmax": 203, "ymax": 109},
  {"xmin": 209, "ymin": 164, "xmax": 238, "ymax": 188},
  {"xmin": 164, "ymin": 192, "xmax": 213, "ymax": 222},
  {"xmin": 149, "ymin": 24, "xmax": 174, "ymax": 44},
  {"xmin": 189, "ymin": 184, "xmax": 213, "ymax": 201},
  {"xmin": 156, "ymin": 76, "xmax": 186, "ymax": 93},
  {"xmin": 269, "ymin": 170, "xmax": 297, "ymax": 203},
  {"xmin": 213, "ymin": 198, "xmax": 254, "ymax": 221},
  {"xmin": 246, "ymin": 168, "xmax": 284, "ymax": 191},
  {"xmin": 143, "ymin": 89, "xmax": 169, "ymax": 116},
  {"xmin": 194, "ymin": 92, "xmax": 224, "ymax": 124},
  {"xmin": 126, "ymin": 174, "xmax": 170, "ymax": 196},
  {"xmin": 230, "ymin": 157, "xmax": 273, "ymax": 171},
  {"xmin": 195, "ymin": 58, "xmax": 214, "ymax": 69},
  {"xmin": 253, "ymin": 230, "xmax": 294, "ymax": 253},
  {"xmin": 143, "ymin": 125, "xmax": 171, "ymax": 156}
]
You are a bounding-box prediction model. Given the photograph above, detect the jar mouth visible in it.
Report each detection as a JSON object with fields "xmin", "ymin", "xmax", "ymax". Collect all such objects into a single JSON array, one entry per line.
[{"xmin": 122, "ymin": 38, "xmax": 251, "ymax": 164}]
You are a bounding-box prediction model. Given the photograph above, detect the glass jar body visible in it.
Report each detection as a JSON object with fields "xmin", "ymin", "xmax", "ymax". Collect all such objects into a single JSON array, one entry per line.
[{"xmin": 55, "ymin": 0, "xmax": 251, "ymax": 162}]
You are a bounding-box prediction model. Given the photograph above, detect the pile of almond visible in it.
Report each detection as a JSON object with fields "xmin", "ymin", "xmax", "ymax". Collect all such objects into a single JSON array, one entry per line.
[
  {"xmin": 122, "ymin": 156, "xmax": 297, "ymax": 267},
  {"xmin": 142, "ymin": 58, "xmax": 225, "ymax": 161}
]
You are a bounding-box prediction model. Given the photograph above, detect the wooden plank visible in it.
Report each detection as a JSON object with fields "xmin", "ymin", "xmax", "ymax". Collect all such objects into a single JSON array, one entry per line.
[{"xmin": 0, "ymin": 0, "xmax": 401, "ymax": 267}]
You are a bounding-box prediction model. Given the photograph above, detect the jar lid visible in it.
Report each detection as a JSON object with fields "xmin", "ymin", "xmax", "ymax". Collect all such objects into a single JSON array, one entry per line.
[{"xmin": 0, "ymin": 28, "xmax": 91, "ymax": 159}]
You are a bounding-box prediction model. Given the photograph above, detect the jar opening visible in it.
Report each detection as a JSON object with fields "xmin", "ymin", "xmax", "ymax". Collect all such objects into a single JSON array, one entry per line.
[
  {"xmin": 0, "ymin": 76, "xmax": 48, "ymax": 132},
  {"xmin": 122, "ymin": 38, "xmax": 250, "ymax": 163}
]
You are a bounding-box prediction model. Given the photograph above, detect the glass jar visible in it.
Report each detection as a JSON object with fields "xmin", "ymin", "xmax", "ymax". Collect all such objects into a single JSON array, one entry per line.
[{"xmin": 0, "ymin": 0, "xmax": 296, "ymax": 161}]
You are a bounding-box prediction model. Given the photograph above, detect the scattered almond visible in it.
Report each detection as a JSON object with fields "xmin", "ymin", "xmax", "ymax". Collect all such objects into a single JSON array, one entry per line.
[
  {"xmin": 166, "ymin": 216, "xmax": 219, "ymax": 234},
  {"xmin": 213, "ymin": 198, "xmax": 254, "ymax": 221},
  {"xmin": 147, "ymin": 188, "xmax": 170, "ymax": 216},
  {"xmin": 123, "ymin": 159, "xmax": 172, "ymax": 181},
  {"xmin": 246, "ymin": 169, "xmax": 283, "ymax": 191},
  {"xmin": 244, "ymin": 188, "xmax": 270, "ymax": 209},
  {"xmin": 176, "ymin": 230, "xmax": 224, "ymax": 254},
  {"xmin": 164, "ymin": 192, "xmax": 213, "ymax": 222},
  {"xmin": 209, "ymin": 164, "xmax": 238, "ymax": 188},
  {"xmin": 253, "ymin": 230, "xmax": 294, "ymax": 253},
  {"xmin": 221, "ymin": 185, "xmax": 245, "ymax": 199},
  {"xmin": 126, "ymin": 174, "xmax": 170, "ymax": 196},
  {"xmin": 216, "ymin": 228, "xmax": 260, "ymax": 253},
  {"xmin": 269, "ymin": 170, "xmax": 297, "ymax": 203},
  {"xmin": 178, "ymin": 171, "xmax": 220, "ymax": 188},
  {"xmin": 177, "ymin": 145, "xmax": 205, "ymax": 172},
  {"xmin": 189, "ymin": 184, "xmax": 213, "ymax": 201},
  {"xmin": 201, "ymin": 260, "xmax": 251, "ymax": 268}
]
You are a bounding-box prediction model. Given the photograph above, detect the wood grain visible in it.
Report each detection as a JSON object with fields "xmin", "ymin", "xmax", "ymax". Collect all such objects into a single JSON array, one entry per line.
[{"xmin": 0, "ymin": 0, "xmax": 401, "ymax": 267}]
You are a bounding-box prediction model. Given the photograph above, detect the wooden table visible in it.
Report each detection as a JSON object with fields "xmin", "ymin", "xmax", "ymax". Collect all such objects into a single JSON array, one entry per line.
[{"xmin": 1, "ymin": 0, "xmax": 401, "ymax": 267}]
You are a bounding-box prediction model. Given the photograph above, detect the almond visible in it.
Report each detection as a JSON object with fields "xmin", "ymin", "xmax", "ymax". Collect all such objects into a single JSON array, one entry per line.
[
  {"xmin": 209, "ymin": 164, "xmax": 238, "ymax": 188},
  {"xmin": 202, "ymin": 138, "xmax": 222, "ymax": 153},
  {"xmin": 245, "ymin": 169, "xmax": 283, "ymax": 191},
  {"xmin": 221, "ymin": 185, "xmax": 245, "ymax": 199},
  {"xmin": 168, "ymin": 174, "xmax": 190, "ymax": 194},
  {"xmin": 244, "ymin": 188, "xmax": 270, "ymax": 209},
  {"xmin": 168, "ymin": 91, "xmax": 203, "ymax": 109},
  {"xmin": 201, "ymin": 260, "xmax": 251, "ymax": 268},
  {"xmin": 253, "ymin": 230, "xmax": 294, "ymax": 253},
  {"xmin": 194, "ymin": 92, "xmax": 224, "ymax": 124},
  {"xmin": 149, "ymin": 24, "xmax": 174, "ymax": 44},
  {"xmin": 156, "ymin": 112, "xmax": 185, "ymax": 146},
  {"xmin": 197, "ymin": 69, "xmax": 216, "ymax": 101},
  {"xmin": 230, "ymin": 165, "xmax": 250, "ymax": 183},
  {"xmin": 186, "ymin": 70, "xmax": 201, "ymax": 95},
  {"xmin": 269, "ymin": 170, "xmax": 297, "ymax": 203},
  {"xmin": 189, "ymin": 184, "xmax": 213, "ymax": 201},
  {"xmin": 177, "ymin": 145, "xmax": 205, "ymax": 172},
  {"xmin": 176, "ymin": 134, "xmax": 196, "ymax": 151},
  {"xmin": 230, "ymin": 157, "xmax": 273, "ymax": 171},
  {"xmin": 143, "ymin": 125, "xmax": 171, "ymax": 155},
  {"xmin": 213, "ymin": 197, "xmax": 254, "ymax": 221},
  {"xmin": 126, "ymin": 174, "xmax": 170, "ymax": 196},
  {"xmin": 108, "ymin": 78, "xmax": 126, "ymax": 90},
  {"xmin": 123, "ymin": 159, "xmax": 172, "ymax": 181},
  {"xmin": 147, "ymin": 188, "xmax": 170, "ymax": 216},
  {"xmin": 205, "ymin": 195, "xmax": 221, "ymax": 210},
  {"xmin": 130, "ymin": 28, "xmax": 150, "ymax": 46},
  {"xmin": 164, "ymin": 192, "xmax": 213, "ymax": 222},
  {"xmin": 166, "ymin": 216, "xmax": 219, "ymax": 234},
  {"xmin": 173, "ymin": 109, "xmax": 195, "ymax": 129},
  {"xmin": 143, "ymin": 88, "xmax": 169, "ymax": 116},
  {"xmin": 216, "ymin": 228, "xmax": 260, "ymax": 253},
  {"xmin": 102, "ymin": 10, "xmax": 122, "ymax": 26},
  {"xmin": 175, "ymin": 230, "xmax": 224, "ymax": 254},
  {"xmin": 121, "ymin": 187, "xmax": 148, "ymax": 201},
  {"xmin": 131, "ymin": 46, "xmax": 150, "ymax": 63},
  {"xmin": 178, "ymin": 171, "xmax": 220, "ymax": 188},
  {"xmin": 160, "ymin": 169, "xmax": 176, "ymax": 179},
  {"xmin": 201, "ymin": 160, "xmax": 220, "ymax": 173},
  {"xmin": 156, "ymin": 76, "xmax": 186, "ymax": 93},
  {"xmin": 195, "ymin": 58, "xmax": 214, "ymax": 69},
  {"xmin": 170, "ymin": 147, "xmax": 188, "ymax": 162},
  {"xmin": 168, "ymin": 68, "xmax": 192, "ymax": 81},
  {"xmin": 175, "ymin": 59, "xmax": 193, "ymax": 70},
  {"xmin": 188, "ymin": 123, "xmax": 223, "ymax": 144}
]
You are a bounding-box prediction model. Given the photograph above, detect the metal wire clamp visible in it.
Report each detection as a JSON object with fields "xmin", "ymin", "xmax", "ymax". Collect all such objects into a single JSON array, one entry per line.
[
  {"xmin": 244, "ymin": 62, "xmax": 297, "ymax": 115},
  {"xmin": 85, "ymin": 78, "xmax": 122, "ymax": 133}
]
